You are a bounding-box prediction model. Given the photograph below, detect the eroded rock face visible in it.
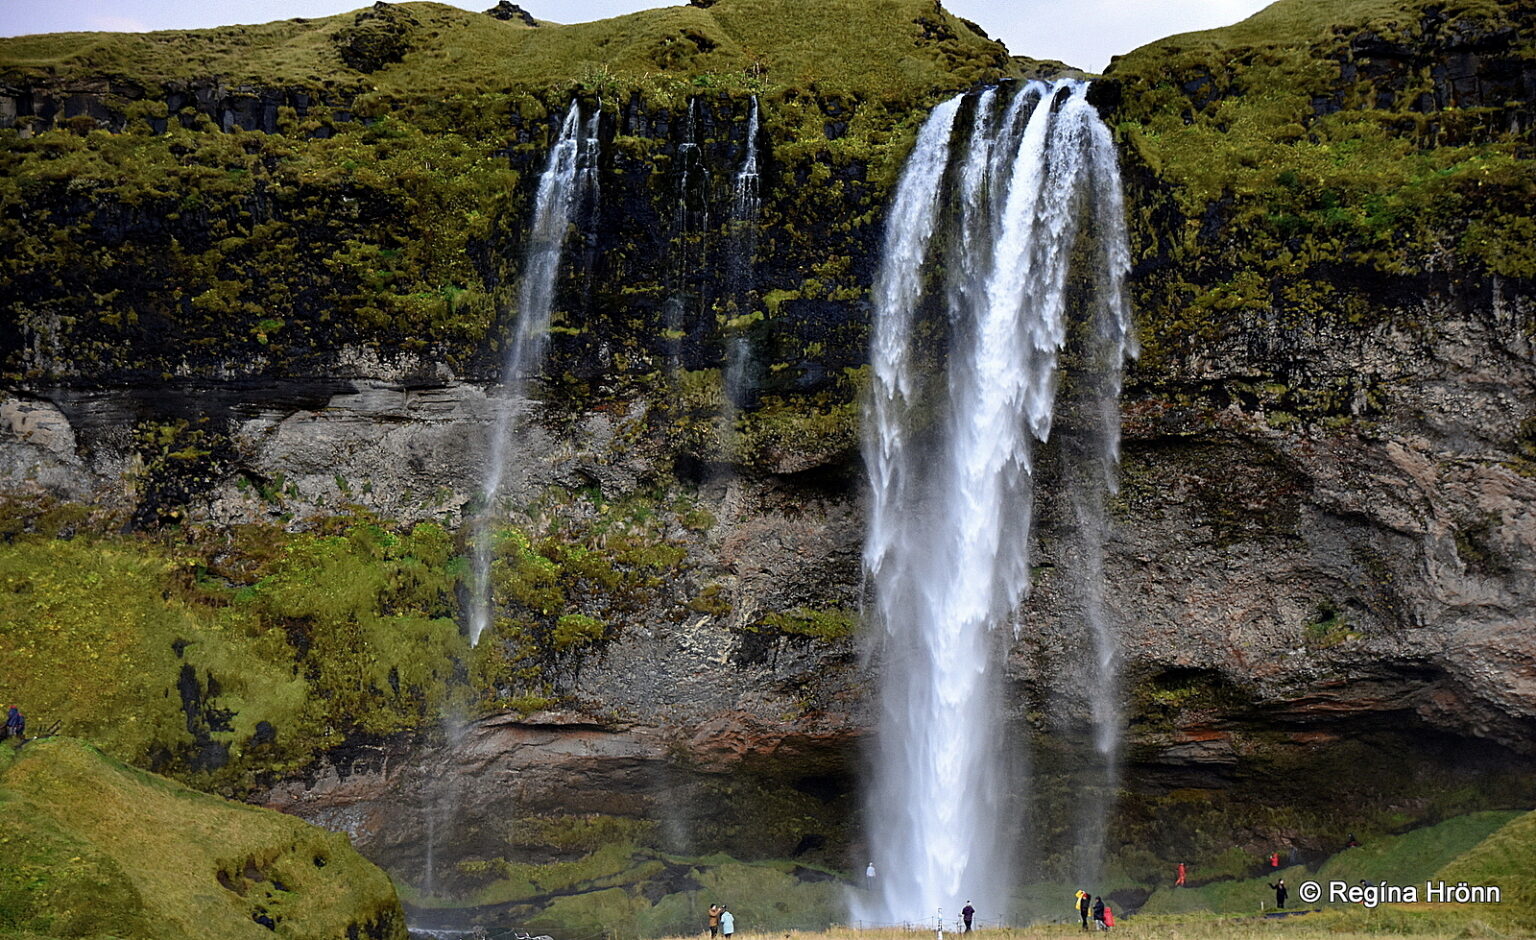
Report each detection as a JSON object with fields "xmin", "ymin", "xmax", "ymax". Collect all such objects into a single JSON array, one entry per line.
[
  {"xmin": 1095, "ymin": 272, "xmax": 1536, "ymax": 757},
  {"xmin": 264, "ymin": 708, "xmax": 861, "ymax": 883},
  {"xmin": 0, "ymin": 395, "xmax": 93, "ymax": 496},
  {"xmin": 9, "ymin": 231, "xmax": 1536, "ymax": 897}
]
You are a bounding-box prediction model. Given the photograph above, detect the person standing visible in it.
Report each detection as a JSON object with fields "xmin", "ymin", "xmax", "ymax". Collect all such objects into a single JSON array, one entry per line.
[
  {"xmin": 1091, "ymin": 897, "xmax": 1106, "ymax": 931},
  {"xmin": 961, "ymin": 901, "xmax": 975, "ymax": 933},
  {"xmin": 866, "ymin": 861, "xmax": 876, "ymax": 889},
  {"xmin": 1175, "ymin": 862, "xmax": 1186, "ymax": 887},
  {"xmin": 1268, "ymin": 878, "xmax": 1288, "ymax": 909},
  {"xmin": 720, "ymin": 906, "xmax": 735, "ymax": 938},
  {"xmin": 1269, "ymin": 851, "xmax": 1280, "ymax": 869},
  {"xmin": 707, "ymin": 903, "xmax": 722, "ymax": 937},
  {"xmin": 4, "ymin": 707, "xmax": 24, "ymax": 746},
  {"xmin": 1076, "ymin": 890, "xmax": 1090, "ymax": 930}
]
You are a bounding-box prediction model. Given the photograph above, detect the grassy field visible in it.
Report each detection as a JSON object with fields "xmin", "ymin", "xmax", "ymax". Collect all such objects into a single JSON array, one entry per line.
[
  {"xmin": 650, "ymin": 912, "xmax": 1530, "ymax": 940},
  {"xmin": 624, "ymin": 810, "xmax": 1536, "ymax": 940}
]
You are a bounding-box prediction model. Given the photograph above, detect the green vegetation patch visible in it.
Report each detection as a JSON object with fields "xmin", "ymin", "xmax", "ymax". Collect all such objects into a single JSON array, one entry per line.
[
  {"xmin": 0, "ymin": 737, "xmax": 404, "ymax": 939},
  {"xmin": 0, "ymin": 0, "xmax": 1009, "ymax": 105},
  {"xmin": 0, "ymin": 510, "xmax": 465, "ymax": 794},
  {"xmin": 1139, "ymin": 811, "xmax": 1522, "ymax": 916},
  {"xmin": 1437, "ymin": 809, "xmax": 1536, "ymax": 932},
  {"xmin": 0, "ymin": 110, "xmax": 512, "ymax": 381},
  {"xmin": 471, "ymin": 486, "xmax": 699, "ymax": 709}
]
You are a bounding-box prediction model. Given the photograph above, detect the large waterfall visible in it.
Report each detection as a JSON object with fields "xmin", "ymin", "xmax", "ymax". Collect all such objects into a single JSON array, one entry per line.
[
  {"xmin": 469, "ymin": 102, "xmax": 600, "ymax": 646},
  {"xmin": 859, "ymin": 79, "xmax": 1133, "ymax": 923}
]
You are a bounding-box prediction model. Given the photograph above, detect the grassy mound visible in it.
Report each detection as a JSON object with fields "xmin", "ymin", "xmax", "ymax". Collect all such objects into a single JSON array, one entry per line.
[
  {"xmin": 1437, "ymin": 809, "xmax": 1536, "ymax": 933},
  {"xmin": 0, "ymin": 736, "xmax": 405, "ymax": 939},
  {"xmin": 1121, "ymin": 0, "xmax": 1516, "ymax": 56}
]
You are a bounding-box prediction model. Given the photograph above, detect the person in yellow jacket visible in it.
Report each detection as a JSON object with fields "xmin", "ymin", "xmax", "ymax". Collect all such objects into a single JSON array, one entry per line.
[{"xmin": 1075, "ymin": 890, "xmax": 1090, "ymax": 929}]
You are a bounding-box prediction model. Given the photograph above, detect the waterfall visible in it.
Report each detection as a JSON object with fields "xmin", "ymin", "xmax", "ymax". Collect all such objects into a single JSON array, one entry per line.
[
  {"xmin": 468, "ymin": 101, "xmax": 599, "ymax": 646},
  {"xmin": 1060, "ymin": 105, "xmax": 1136, "ymax": 881},
  {"xmin": 859, "ymin": 80, "xmax": 1133, "ymax": 923},
  {"xmin": 732, "ymin": 95, "xmax": 760, "ymax": 220},
  {"xmin": 664, "ymin": 98, "xmax": 710, "ymax": 372},
  {"xmin": 723, "ymin": 95, "xmax": 762, "ymax": 431}
]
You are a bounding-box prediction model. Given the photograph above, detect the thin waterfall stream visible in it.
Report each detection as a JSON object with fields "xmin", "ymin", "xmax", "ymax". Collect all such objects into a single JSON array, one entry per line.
[
  {"xmin": 859, "ymin": 79, "xmax": 1133, "ymax": 924},
  {"xmin": 723, "ymin": 94, "xmax": 761, "ymax": 453},
  {"xmin": 469, "ymin": 100, "xmax": 599, "ymax": 646}
]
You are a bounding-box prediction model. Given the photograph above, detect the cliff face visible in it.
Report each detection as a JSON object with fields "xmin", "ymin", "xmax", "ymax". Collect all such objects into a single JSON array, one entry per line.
[
  {"xmin": 2, "ymin": 0, "xmax": 1535, "ymax": 928},
  {"xmin": 1097, "ymin": 0, "xmax": 1536, "ymax": 748}
]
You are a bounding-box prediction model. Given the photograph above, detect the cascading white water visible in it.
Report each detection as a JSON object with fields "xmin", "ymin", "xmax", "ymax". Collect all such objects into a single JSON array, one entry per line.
[
  {"xmin": 1060, "ymin": 104, "xmax": 1136, "ymax": 879},
  {"xmin": 468, "ymin": 101, "xmax": 598, "ymax": 646},
  {"xmin": 723, "ymin": 95, "xmax": 762, "ymax": 423},
  {"xmin": 732, "ymin": 95, "xmax": 760, "ymax": 219},
  {"xmin": 859, "ymin": 80, "xmax": 1133, "ymax": 923}
]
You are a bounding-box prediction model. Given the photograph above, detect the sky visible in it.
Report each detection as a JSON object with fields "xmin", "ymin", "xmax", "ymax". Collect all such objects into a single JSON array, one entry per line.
[{"xmin": 0, "ymin": 0, "xmax": 1277, "ymax": 73}]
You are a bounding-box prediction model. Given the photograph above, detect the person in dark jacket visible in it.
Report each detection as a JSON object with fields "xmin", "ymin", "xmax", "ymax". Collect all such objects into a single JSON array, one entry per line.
[
  {"xmin": 1076, "ymin": 890, "xmax": 1090, "ymax": 929},
  {"xmin": 961, "ymin": 901, "xmax": 975, "ymax": 932},
  {"xmin": 1092, "ymin": 897, "xmax": 1106, "ymax": 930},
  {"xmin": 4, "ymin": 707, "xmax": 23, "ymax": 745},
  {"xmin": 1269, "ymin": 878, "xmax": 1288, "ymax": 909}
]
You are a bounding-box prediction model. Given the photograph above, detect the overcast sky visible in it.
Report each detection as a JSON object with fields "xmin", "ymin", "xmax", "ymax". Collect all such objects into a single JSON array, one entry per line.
[{"xmin": 0, "ymin": 0, "xmax": 1275, "ymax": 73}]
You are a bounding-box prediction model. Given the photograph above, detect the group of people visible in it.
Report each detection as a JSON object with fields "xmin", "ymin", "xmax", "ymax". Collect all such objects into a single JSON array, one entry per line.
[
  {"xmin": 1173, "ymin": 853, "xmax": 1290, "ymax": 909},
  {"xmin": 705, "ymin": 903, "xmax": 734, "ymax": 938},
  {"xmin": 1073, "ymin": 890, "xmax": 1114, "ymax": 930}
]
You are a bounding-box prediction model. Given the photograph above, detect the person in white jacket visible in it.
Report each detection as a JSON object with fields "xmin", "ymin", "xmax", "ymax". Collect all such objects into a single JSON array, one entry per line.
[{"xmin": 720, "ymin": 907, "xmax": 735, "ymax": 937}]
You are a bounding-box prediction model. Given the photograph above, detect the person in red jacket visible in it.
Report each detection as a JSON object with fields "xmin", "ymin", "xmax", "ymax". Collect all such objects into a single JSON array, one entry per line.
[{"xmin": 1175, "ymin": 862, "xmax": 1186, "ymax": 887}]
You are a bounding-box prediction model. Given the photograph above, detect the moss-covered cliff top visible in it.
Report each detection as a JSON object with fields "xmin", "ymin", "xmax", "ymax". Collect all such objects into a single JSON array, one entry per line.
[
  {"xmin": 1105, "ymin": 0, "xmax": 1535, "ymax": 372},
  {"xmin": 0, "ymin": 0, "xmax": 1013, "ymax": 102}
]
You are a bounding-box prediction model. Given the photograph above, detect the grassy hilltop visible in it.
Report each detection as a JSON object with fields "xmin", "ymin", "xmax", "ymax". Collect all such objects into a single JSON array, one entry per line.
[{"xmin": 0, "ymin": 0, "xmax": 1013, "ymax": 103}]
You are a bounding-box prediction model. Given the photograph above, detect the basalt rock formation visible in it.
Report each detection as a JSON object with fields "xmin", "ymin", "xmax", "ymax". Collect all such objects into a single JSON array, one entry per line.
[{"xmin": 1, "ymin": 0, "xmax": 1534, "ymax": 931}]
